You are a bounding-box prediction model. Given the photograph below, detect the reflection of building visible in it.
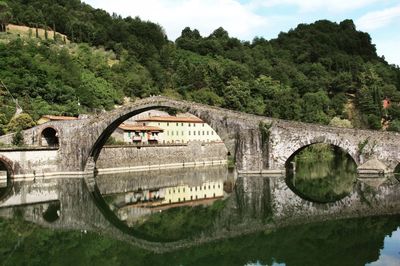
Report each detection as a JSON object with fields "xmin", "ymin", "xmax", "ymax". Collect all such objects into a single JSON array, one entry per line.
[
  {"xmin": 122, "ymin": 180, "xmax": 225, "ymax": 207},
  {"xmin": 0, "ymin": 171, "xmax": 7, "ymax": 188},
  {"xmin": 136, "ymin": 116, "xmax": 221, "ymax": 144},
  {"xmin": 116, "ymin": 124, "xmax": 164, "ymax": 144},
  {"xmin": 163, "ymin": 181, "xmax": 224, "ymax": 204}
]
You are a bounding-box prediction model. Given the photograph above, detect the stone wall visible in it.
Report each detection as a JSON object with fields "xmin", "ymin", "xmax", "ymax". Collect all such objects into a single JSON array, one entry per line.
[
  {"xmin": 96, "ymin": 142, "xmax": 228, "ymax": 171},
  {"xmin": 0, "ymin": 148, "xmax": 59, "ymax": 176}
]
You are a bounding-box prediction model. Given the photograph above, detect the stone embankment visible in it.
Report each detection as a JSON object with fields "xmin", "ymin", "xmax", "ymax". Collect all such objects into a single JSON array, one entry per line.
[{"xmin": 96, "ymin": 142, "xmax": 228, "ymax": 173}]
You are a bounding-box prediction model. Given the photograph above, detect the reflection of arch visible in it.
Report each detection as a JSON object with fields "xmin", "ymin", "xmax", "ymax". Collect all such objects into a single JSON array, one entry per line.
[
  {"xmin": 0, "ymin": 155, "xmax": 14, "ymax": 201},
  {"xmin": 284, "ymin": 143, "xmax": 357, "ymax": 204},
  {"xmin": 394, "ymin": 163, "xmax": 400, "ymax": 180},
  {"xmin": 282, "ymin": 137, "xmax": 358, "ymax": 168},
  {"xmin": 81, "ymin": 104, "xmax": 231, "ymax": 238},
  {"xmin": 40, "ymin": 127, "xmax": 59, "ymax": 147}
]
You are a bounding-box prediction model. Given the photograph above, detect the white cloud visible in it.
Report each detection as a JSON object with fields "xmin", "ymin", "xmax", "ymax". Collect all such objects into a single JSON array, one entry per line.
[
  {"xmin": 356, "ymin": 4, "xmax": 400, "ymax": 30},
  {"xmin": 248, "ymin": 0, "xmax": 382, "ymax": 13},
  {"xmin": 83, "ymin": 0, "xmax": 269, "ymax": 40}
]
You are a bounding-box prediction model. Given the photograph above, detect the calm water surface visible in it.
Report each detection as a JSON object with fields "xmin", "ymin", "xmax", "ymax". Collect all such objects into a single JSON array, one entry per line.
[{"xmin": 1, "ymin": 145, "xmax": 400, "ymax": 265}]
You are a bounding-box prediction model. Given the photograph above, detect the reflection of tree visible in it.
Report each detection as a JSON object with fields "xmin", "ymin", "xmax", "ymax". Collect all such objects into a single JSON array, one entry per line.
[
  {"xmin": 1, "ymin": 215, "xmax": 398, "ymax": 265},
  {"xmin": 149, "ymin": 215, "xmax": 398, "ymax": 266}
]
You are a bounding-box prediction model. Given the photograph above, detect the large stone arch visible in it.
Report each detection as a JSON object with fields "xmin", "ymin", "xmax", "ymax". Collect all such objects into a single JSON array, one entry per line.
[{"xmin": 78, "ymin": 97, "xmax": 259, "ymax": 174}]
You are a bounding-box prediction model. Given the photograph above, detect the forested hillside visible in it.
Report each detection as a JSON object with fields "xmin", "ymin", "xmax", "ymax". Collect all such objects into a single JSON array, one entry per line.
[{"xmin": 1, "ymin": 0, "xmax": 400, "ymax": 135}]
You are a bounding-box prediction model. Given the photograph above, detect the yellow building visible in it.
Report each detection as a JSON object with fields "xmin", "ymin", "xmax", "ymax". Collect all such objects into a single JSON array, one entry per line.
[{"xmin": 135, "ymin": 116, "xmax": 221, "ymax": 144}]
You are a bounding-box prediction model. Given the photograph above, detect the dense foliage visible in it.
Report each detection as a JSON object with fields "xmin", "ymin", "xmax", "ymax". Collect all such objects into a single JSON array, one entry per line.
[{"xmin": 1, "ymin": 0, "xmax": 400, "ymax": 134}]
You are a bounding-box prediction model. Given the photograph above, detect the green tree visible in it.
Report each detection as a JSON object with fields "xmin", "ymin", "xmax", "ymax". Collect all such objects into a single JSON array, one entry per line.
[
  {"xmin": 222, "ymin": 77, "xmax": 251, "ymax": 111},
  {"xmin": 12, "ymin": 128, "xmax": 24, "ymax": 146},
  {"xmin": 6, "ymin": 113, "xmax": 36, "ymax": 132},
  {"xmin": 0, "ymin": 1, "xmax": 11, "ymax": 32},
  {"xmin": 301, "ymin": 91, "xmax": 330, "ymax": 124}
]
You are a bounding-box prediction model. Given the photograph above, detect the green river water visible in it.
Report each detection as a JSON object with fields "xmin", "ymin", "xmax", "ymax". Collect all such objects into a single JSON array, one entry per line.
[{"xmin": 1, "ymin": 145, "xmax": 400, "ymax": 265}]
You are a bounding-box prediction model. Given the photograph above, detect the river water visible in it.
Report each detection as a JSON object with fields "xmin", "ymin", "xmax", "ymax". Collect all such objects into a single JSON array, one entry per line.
[{"xmin": 1, "ymin": 145, "xmax": 400, "ymax": 265}]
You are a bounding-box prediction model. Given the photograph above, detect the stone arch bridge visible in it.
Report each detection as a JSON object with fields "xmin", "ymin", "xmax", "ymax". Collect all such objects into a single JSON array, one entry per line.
[
  {"xmin": 1, "ymin": 96, "xmax": 400, "ymax": 250},
  {"xmin": 1, "ymin": 96, "xmax": 399, "ymax": 175}
]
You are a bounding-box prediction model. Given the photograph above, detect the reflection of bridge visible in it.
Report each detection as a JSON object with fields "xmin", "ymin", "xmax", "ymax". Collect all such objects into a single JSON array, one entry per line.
[{"xmin": 0, "ymin": 96, "xmax": 400, "ymax": 250}]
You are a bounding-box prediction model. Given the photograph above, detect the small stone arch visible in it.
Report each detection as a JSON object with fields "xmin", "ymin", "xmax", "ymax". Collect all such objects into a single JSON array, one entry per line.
[
  {"xmin": 0, "ymin": 155, "xmax": 14, "ymax": 201},
  {"xmin": 282, "ymin": 136, "xmax": 359, "ymax": 168},
  {"xmin": 39, "ymin": 126, "xmax": 60, "ymax": 148}
]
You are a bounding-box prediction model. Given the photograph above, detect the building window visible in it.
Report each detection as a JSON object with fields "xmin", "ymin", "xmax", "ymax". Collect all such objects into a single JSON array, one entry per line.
[
  {"xmin": 204, "ymin": 186, "xmax": 206, "ymax": 190},
  {"xmin": 202, "ymin": 131, "xmax": 205, "ymax": 135},
  {"xmin": 158, "ymin": 123, "xmax": 160, "ymax": 126},
  {"xmin": 204, "ymin": 194, "xmax": 207, "ymax": 198},
  {"xmin": 194, "ymin": 124, "xmax": 196, "ymax": 127},
  {"xmin": 183, "ymin": 188, "xmax": 185, "ymax": 192},
  {"xmin": 198, "ymin": 131, "xmax": 200, "ymax": 135},
  {"xmin": 178, "ymin": 188, "xmax": 180, "ymax": 193},
  {"xmin": 183, "ymin": 197, "xmax": 185, "ymax": 202},
  {"xmin": 178, "ymin": 198, "xmax": 180, "ymax": 202},
  {"xmin": 194, "ymin": 131, "xmax": 196, "ymax": 135},
  {"xmin": 189, "ymin": 131, "xmax": 191, "ymax": 135},
  {"xmin": 176, "ymin": 123, "xmax": 179, "ymax": 126},
  {"xmin": 169, "ymin": 199, "xmax": 171, "ymax": 203},
  {"xmin": 181, "ymin": 123, "xmax": 183, "ymax": 126},
  {"xmin": 181, "ymin": 131, "xmax": 184, "ymax": 136},
  {"xmin": 202, "ymin": 123, "xmax": 204, "ymax": 127},
  {"xmin": 191, "ymin": 196, "xmax": 193, "ymax": 200},
  {"xmin": 212, "ymin": 131, "xmax": 214, "ymax": 135},
  {"xmin": 190, "ymin": 188, "xmax": 192, "ymax": 192},
  {"xmin": 213, "ymin": 193, "xmax": 216, "ymax": 198},
  {"xmin": 188, "ymin": 123, "xmax": 191, "ymax": 127},
  {"xmin": 167, "ymin": 122, "xmax": 169, "ymax": 126},
  {"xmin": 172, "ymin": 131, "xmax": 174, "ymax": 136},
  {"xmin": 196, "ymin": 195, "xmax": 198, "ymax": 199},
  {"xmin": 176, "ymin": 131, "xmax": 178, "ymax": 136}
]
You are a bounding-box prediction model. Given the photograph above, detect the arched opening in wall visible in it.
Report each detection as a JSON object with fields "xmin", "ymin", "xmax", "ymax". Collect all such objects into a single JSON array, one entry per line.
[
  {"xmin": 394, "ymin": 164, "xmax": 400, "ymax": 181},
  {"xmin": 40, "ymin": 127, "xmax": 59, "ymax": 148},
  {"xmin": 0, "ymin": 158, "xmax": 13, "ymax": 201},
  {"xmin": 285, "ymin": 143, "xmax": 357, "ymax": 203},
  {"xmin": 42, "ymin": 201, "xmax": 61, "ymax": 222},
  {"xmin": 88, "ymin": 107, "xmax": 235, "ymax": 242}
]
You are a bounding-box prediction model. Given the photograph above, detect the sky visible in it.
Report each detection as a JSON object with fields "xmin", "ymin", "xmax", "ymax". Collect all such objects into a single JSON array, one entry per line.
[{"xmin": 83, "ymin": 0, "xmax": 400, "ymax": 66}]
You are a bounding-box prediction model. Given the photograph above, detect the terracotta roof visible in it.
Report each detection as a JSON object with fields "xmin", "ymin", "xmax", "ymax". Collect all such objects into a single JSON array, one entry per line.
[
  {"xmin": 118, "ymin": 124, "xmax": 163, "ymax": 132},
  {"xmin": 41, "ymin": 115, "xmax": 78, "ymax": 121},
  {"xmin": 136, "ymin": 116, "xmax": 203, "ymax": 123}
]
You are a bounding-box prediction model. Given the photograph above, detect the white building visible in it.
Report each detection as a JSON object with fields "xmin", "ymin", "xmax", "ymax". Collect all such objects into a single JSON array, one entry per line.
[{"xmin": 135, "ymin": 116, "xmax": 221, "ymax": 144}]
